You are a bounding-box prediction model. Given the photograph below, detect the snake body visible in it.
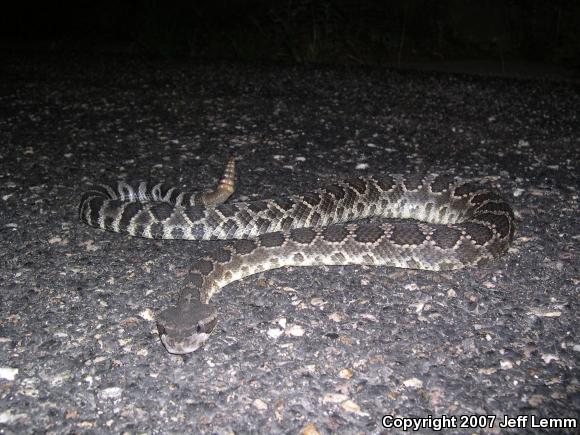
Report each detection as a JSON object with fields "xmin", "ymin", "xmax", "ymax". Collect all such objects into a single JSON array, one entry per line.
[{"xmin": 80, "ymin": 158, "xmax": 515, "ymax": 354}]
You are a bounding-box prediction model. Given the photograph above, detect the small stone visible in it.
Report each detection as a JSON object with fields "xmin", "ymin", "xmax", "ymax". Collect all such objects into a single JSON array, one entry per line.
[
  {"xmin": 387, "ymin": 390, "xmax": 401, "ymax": 400},
  {"xmin": 528, "ymin": 394, "xmax": 545, "ymax": 407},
  {"xmin": 100, "ymin": 387, "xmax": 123, "ymax": 400},
  {"xmin": 323, "ymin": 393, "xmax": 348, "ymax": 403},
  {"xmin": 500, "ymin": 360, "xmax": 513, "ymax": 369},
  {"xmin": 403, "ymin": 378, "xmax": 423, "ymax": 388},
  {"xmin": 65, "ymin": 408, "xmax": 79, "ymax": 419},
  {"xmin": 139, "ymin": 309, "xmax": 154, "ymax": 321},
  {"xmin": 300, "ymin": 422, "xmax": 320, "ymax": 435},
  {"xmin": 541, "ymin": 353, "xmax": 558, "ymax": 364},
  {"xmin": 267, "ymin": 328, "xmax": 284, "ymax": 339},
  {"xmin": 338, "ymin": 368, "xmax": 353, "ymax": 379},
  {"xmin": 328, "ymin": 312, "xmax": 343, "ymax": 322},
  {"xmin": 0, "ymin": 367, "xmax": 18, "ymax": 381},
  {"xmin": 412, "ymin": 302, "xmax": 425, "ymax": 313},
  {"xmin": 310, "ymin": 297, "xmax": 326, "ymax": 306},
  {"xmin": 82, "ymin": 240, "xmax": 99, "ymax": 252},
  {"xmin": 338, "ymin": 336, "xmax": 354, "ymax": 346},
  {"xmin": 359, "ymin": 313, "xmax": 378, "ymax": 322},
  {"xmin": 253, "ymin": 399, "xmax": 268, "ymax": 410},
  {"xmin": 285, "ymin": 324, "xmax": 305, "ymax": 337},
  {"xmin": 0, "ymin": 409, "xmax": 28, "ymax": 424},
  {"xmin": 341, "ymin": 400, "xmax": 368, "ymax": 416},
  {"xmin": 527, "ymin": 308, "xmax": 561, "ymax": 318}
]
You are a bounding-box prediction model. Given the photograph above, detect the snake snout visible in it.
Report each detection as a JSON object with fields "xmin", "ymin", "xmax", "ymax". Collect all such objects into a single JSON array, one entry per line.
[{"xmin": 156, "ymin": 303, "xmax": 218, "ymax": 354}]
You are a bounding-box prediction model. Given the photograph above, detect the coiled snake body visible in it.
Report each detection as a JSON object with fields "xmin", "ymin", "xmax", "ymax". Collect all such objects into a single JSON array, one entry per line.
[{"xmin": 80, "ymin": 158, "xmax": 515, "ymax": 354}]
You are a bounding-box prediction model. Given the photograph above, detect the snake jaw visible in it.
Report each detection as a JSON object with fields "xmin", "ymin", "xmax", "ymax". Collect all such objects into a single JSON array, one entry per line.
[
  {"xmin": 156, "ymin": 303, "xmax": 218, "ymax": 354},
  {"xmin": 159, "ymin": 329, "xmax": 211, "ymax": 354}
]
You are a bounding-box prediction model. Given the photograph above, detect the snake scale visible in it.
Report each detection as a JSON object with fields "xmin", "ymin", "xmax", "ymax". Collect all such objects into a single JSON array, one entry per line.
[{"xmin": 79, "ymin": 157, "xmax": 515, "ymax": 354}]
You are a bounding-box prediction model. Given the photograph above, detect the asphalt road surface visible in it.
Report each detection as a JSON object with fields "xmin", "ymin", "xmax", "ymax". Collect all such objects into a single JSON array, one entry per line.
[{"xmin": 1, "ymin": 54, "xmax": 578, "ymax": 433}]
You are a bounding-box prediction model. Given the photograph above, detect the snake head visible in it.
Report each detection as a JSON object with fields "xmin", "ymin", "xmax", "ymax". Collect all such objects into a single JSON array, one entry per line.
[{"xmin": 156, "ymin": 303, "xmax": 218, "ymax": 354}]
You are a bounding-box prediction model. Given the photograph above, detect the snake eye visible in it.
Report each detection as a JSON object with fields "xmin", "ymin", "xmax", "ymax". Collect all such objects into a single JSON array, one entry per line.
[{"xmin": 196, "ymin": 324, "xmax": 202, "ymax": 334}]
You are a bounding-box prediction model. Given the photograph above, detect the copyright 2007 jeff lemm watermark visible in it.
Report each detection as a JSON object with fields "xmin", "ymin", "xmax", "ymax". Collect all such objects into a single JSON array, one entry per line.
[{"xmin": 381, "ymin": 414, "xmax": 578, "ymax": 431}]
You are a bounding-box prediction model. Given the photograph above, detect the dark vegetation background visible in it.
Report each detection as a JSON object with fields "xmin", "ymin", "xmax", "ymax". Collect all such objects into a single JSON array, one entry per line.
[{"xmin": 1, "ymin": 0, "xmax": 578, "ymax": 70}]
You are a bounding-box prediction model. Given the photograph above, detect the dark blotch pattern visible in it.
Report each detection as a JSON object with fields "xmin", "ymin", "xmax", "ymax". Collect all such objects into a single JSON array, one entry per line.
[
  {"xmin": 301, "ymin": 192, "xmax": 321, "ymax": 207},
  {"xmin": 209, "ymin": 248, "xmax": 232, "ymax": 263},
  {"xmin": 462, "ymin": 222, "xmax": 493, "ymax": 245},
  {"xmin": 183, "ymin": 205, "xmax": 205, "ymax": 222},
  {"xmin": 216, "ymin": 204, "xmax": 239, "ymax": 218},
  {"xmin": 454, "ymin": 182, "xmax": 481, "ymax": 197},
  {"xmin": 365, "ymin": 183, "xmax": 381, "ymax": 202},
  {"xmin": 477, "ymin": 213, "xmax": 512, "ymax": 239},
  {"xmin": 103, "ymin": 216, "xmax": 115, "ymax": 231},
  {"xmin": 81, "ymin": 173, "xmax": 515, "ymax": 278},
  {"xmin": 259, "ymin": 232, "xmax": 286, "ymax": 248},
  {"xmin": 403, "ymin": 174, "xmax": 424, "ymax": 191},
  {"xmin": 118, "ymin": 201, "xmax": 143, "ymax": 229},
  {"xmin": 375, "ymin": 175, "xmax": 396, "ymax": 192},
  {"xmin": 170, "ymin": 226, "xmax": 185, "ymax": 239},
  {"xmin": 345, "ymin": 178, "xmax": 367, "ymax": 195},
  {"xmin": 86, "ymin": 197, "xmax": 105, "ymax": 225},
  {"xmin": 454, "ymin": 242, "xmax": 481, "ymax": 264},
  {"xmin": 150, "ymin": 222, "xmax": 165, "ymax": 238},
  {"xmin": 149, "ymin": 202, "xmax": 174, "ymax": 221},
  {"xmin": 391, "ymin": 223, "xmax": 428, "ymax": 245},
  {"xmin": 274, "ymin": 197, "xmax": 296, "ymax": 211},
  {"xmin": 290, "ymin": 227, "xmax": 317, "ymax": 244},
  {"xmin": 248, "ymin": 201, "xmax": 269, "ymax": 213},
  {"xmin": 232, "ymin": 239, "xmax": 257, "ymax": 255},
  {"xmin": 168, "ymin": 188, "xmax": 181, "ymax": 204},
  {"xmin": 132, "ymin": 208, "xmax": 153, "ymax": 226},
  {"xmin": 354, "ymin": 224, "xmax": 386, "ymax": 243},
  {"xmin": 323, "ymin": 185, "xmax": 346, "ymax": 200},
  {"xmin": 430, "ymin": 226, "xmax": 463, "ymax": 249},
  {"xmin": 321, "ymin": 225, "xmax": 349, "ymax": 243}
]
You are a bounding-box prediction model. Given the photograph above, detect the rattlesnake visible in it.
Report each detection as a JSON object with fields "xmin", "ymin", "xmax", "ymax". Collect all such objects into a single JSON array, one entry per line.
[{"xmin": 79, "ymin": 157, "xmax": 515, "ymax": 354}]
